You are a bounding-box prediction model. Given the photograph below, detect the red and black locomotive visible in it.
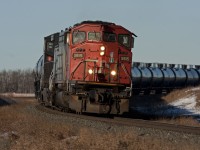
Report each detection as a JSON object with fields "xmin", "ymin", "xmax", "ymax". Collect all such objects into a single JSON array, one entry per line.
[{"xmin": 34, "ymin": 21, "xmax": 136, "ymax": 114}]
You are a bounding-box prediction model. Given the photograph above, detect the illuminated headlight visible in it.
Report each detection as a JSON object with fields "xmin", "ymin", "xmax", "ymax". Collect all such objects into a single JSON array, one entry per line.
[
  {"xmin": 100, "ymin": 46, "xmax": 105, "ymax": 51},
  {"xmin": 111, "ymin": 70, "xmax": 116, "ymax": 76},
  {"xmin": 100, "ymin": 51, "xmax": 105, "ymax": 56},
  {"xmin": 88, "ymin": 69, "xmax": 93, "ymax": 74}
]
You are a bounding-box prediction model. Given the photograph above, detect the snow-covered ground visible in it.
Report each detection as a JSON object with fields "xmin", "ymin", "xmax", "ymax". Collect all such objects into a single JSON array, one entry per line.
[
  {"xmin": 166, "ymin": 95, "xmax": 200, "ymax": 121},
  {"xmin": 0, "ymin": 93, "xmax": 35, "ymax": 98},
  {"xmin": 131, "ymin": 88, "xmax": 200, "ymax": 121}
]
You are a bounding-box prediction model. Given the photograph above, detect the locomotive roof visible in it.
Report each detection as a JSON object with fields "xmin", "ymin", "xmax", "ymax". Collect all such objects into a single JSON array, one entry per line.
[
  {"xmin": 72, "ymin": 20, "xmax": 137, "ymax": 37},
  {"xmin": 73, "ymin": 20, "xmax": 115, "ymax": 27}
]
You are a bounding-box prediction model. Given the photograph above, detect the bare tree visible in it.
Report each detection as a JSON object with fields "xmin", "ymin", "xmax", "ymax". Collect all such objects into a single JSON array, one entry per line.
[{"xmin": 0, "ymin": 69, "xmax": 35, "ymax": 93}]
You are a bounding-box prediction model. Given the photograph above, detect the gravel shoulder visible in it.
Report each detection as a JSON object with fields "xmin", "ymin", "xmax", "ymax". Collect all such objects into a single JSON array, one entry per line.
[{"xmin": 0, "ymin": 97, "xmax": 200, "ymax": 150}]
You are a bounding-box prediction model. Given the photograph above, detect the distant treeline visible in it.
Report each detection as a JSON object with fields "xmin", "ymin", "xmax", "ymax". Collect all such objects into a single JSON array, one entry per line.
[{"xmin": 0, "ymin": 69, "xmax": 35, "ymax": 93}]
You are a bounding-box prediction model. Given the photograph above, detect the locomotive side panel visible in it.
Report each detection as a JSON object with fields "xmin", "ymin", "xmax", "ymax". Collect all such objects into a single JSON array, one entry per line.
[{"xmin": 43, "ymin": 33, "xmax": 59, "ymax": 87}]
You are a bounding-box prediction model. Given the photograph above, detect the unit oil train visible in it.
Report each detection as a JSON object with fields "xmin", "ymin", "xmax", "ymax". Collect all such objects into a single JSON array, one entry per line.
[{"xmin": 34, "ymin": 21, "xmax": 200, "ymax": 115}]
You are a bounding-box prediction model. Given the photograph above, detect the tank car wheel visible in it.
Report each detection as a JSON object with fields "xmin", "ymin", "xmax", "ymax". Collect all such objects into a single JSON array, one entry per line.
[
  {"xmin": 155, "ymin": 89, "xmax": 162, "ymax": 94},
  {"xmin": 76, "ymin": 111, "xmax": 82, "ymax": 115},
  {"xmin": 133, "ymin": 89, "xmax": 140, "ymax": 95},
  {"xmin": 144, "ymin": 90, "xmax": 150, "ymax": 95}
]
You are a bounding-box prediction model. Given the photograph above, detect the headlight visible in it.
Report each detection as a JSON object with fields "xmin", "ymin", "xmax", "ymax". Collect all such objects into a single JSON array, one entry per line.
[
  {"xmin": 88, "ymin": 69, "xmax": 93, "ymax": 74},
  {"xmin": 111, "ymin": 70, "xmax": 116, "ymax": 76},
  {"xmin": 100, "ymin": 46, "xmax": 105, "ymax": 51},
  {"xmin": 100, "ymin": 51, "xmax": 105, "ymax": 56}
]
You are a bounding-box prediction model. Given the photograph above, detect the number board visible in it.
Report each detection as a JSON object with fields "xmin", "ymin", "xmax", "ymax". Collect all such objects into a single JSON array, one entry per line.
[
  {"xmin": 121, "ymin": 56, "xmax": 129, "ymax": 61},
  {"xmin": 73, "ymin": 53, "xmax": 84, "ymax": 58}
]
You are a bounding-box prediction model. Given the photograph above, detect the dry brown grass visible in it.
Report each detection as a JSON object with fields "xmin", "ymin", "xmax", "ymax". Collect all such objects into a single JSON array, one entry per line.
[
  {"xmin": 162, "ymin": 86, "xmax": 200, "ymax": 108},
  {"xmin": 162, "ymin": 87, "xmax": 193, "ymax": 103},
  {"xmin": 162, "ymin": 87, "xmax": 200, "ymax": 103},
  {"xmin": 158, "ymin": 116, "xmax": 200, "ymax": 127},
  {"xmin": 0, "ymin": 98, "xmax": 200, "ymax": 150},
  {"xmin": 195, "ymin": 92, "xmax": 200, "ymax": 107}
]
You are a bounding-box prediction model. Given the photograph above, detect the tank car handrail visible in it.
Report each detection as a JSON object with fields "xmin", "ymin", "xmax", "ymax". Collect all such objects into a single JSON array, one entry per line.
[
  {"xmin": 157, "ymin": 63, "xmax": 163, "ymax": 68},
  {"xmin": 132, "ymin": 62, "xmax": 140, "ymax": 67},
  {"xmin": 169, "ymin": 64, "xmax": 175, "ymax": 68},
  {"xmin": 196, "ymin": 65, "xmax": 200, "ymax": 69},
  {"xmin": 182, "ymin": 65, "xmax": 187, "ymax": 69}
]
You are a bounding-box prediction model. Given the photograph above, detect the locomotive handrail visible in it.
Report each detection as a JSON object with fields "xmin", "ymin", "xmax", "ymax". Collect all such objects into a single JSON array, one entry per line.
[
  {"xmin": 71, "ymin": 61, "xmax": 83, "ymax": 79},
  {"xmin": 71, "ymin": 60, "xmax": 98, "ymax": 80},
  {"xmin": 121, "ymin": 63, "xmax": 133, "ymax": 96}
]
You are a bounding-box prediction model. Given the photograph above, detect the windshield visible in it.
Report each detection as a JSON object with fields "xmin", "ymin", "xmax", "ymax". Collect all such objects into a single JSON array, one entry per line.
[
  {"xmin": 88, "ymin": 32, "xmax": 101, "ymax": 41},
  {"xmin": 72, "ymin": 31, "xmax": 86, "ymax": 44},
  {"xmin": 103, "ymin": 32, "xmax": 116, "ymax": 42},
  {"xmin": 118, "ymin": 34, "xmax": 131, "ymax": 48}
]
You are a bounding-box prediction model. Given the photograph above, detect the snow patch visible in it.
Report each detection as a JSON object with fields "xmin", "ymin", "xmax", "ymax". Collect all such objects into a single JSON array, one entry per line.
[
  {"xmin": 168, "ymin": 95, "xmax": 200, "ymax": 117},
  {"xmin": 170, "ymin": 95, "xmax": 197, "ymax": 110},
  {"xmin": 132, "ymin": 93, "xmax": 200, "ymax": 122},
  {"xmin": 0, "ymin": 93, "xmax": 35, "ymax": 97},
  {"xmin": 185, "ymin": 87, "xmax": 200, "ymax": 93}
]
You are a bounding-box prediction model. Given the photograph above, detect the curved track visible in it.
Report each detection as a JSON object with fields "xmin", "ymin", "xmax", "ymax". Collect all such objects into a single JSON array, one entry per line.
[{"xmin": 35, "ymin": 104, "xmax": 200, "ymax": 135}]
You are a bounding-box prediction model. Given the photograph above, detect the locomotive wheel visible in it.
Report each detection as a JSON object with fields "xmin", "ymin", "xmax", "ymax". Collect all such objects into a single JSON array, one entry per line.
[
  {"xmin": 104, "ymin": 104, "xmax": 111, "ymax": 114},
  {"xmin": 75, "ymin": 99, "xmax": 84, "ymax": 115},
  {"xmin": 116, "ymin": 101, "xmax": 120, "ymax": 114}
]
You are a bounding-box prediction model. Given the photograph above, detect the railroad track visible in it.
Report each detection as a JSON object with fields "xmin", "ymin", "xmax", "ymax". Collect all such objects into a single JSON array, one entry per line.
[{"xmin": 35, "ymin": 104, "xmax": 200, "ymax": 135}]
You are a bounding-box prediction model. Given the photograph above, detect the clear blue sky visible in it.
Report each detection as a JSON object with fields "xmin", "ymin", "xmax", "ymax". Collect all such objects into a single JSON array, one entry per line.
[{"xmin": 0, "ymin": 0, "xmax": 200, "ymax": 70}]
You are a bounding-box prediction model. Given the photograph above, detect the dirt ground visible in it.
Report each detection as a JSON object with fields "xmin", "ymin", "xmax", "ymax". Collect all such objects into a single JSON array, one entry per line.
[{"xmin": 0, "ymin": 96, "xmax": 200, "ymax": 150}]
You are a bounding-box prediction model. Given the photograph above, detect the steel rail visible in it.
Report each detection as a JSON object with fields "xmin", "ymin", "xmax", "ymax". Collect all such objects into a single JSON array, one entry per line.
[
  {"xmin": 35, "ymin": 104, "xmax": 200, "ymax": 135},
  {"xmin": 114, "ymin": 117, "xmax": 200, "ymax": 135}
]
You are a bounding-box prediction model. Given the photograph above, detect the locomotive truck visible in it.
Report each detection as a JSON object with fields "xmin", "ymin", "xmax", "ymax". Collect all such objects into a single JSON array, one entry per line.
[{"xmin": 34, "ymin": 21, "xmax": 135, "ymax": 114}]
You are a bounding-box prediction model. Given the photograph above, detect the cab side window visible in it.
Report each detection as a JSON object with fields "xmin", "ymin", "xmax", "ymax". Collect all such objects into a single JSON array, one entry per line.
[
  {"xmin": 118, "ymin": 34, "xmax": 131, "ymax": 48},
  {"xmin": 72, "ymin": 31, "xmax": 86, "ymax": 44}
]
